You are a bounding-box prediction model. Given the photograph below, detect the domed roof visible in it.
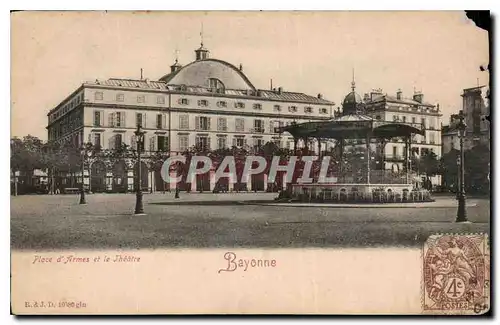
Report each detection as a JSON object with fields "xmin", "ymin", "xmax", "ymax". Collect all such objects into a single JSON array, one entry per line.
[
  {"xmin": 160, "ymin": 58, "xmax": 256, "ymax": 91},
  {"xmin": 342, "ymin": 91, "xmax": 363, "ymax": 106},
  {"xmin": 341, "ymin": 76, "xmax": 364, "ymax": 115}
]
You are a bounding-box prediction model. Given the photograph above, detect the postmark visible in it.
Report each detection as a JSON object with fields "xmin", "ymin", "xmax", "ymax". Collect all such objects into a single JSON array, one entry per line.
[{"xmin": 422, "ymin": 233, "xmax": 490, "ymax": 314}]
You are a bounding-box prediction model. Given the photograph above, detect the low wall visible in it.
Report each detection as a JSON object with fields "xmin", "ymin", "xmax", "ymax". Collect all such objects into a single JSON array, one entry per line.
[{"xmin": 290, "ymin": 183, "xmax": 431, "ymax": 203}]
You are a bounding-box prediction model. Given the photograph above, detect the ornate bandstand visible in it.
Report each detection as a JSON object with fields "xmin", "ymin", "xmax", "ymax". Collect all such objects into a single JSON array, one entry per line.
[{"xmin": 275, "ymin": 80, "xmax": 432, "ymax": 203}]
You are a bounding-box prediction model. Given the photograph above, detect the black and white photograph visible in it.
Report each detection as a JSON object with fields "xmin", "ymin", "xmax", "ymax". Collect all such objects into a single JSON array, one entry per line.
[{"xmin": 9, "ymin": 10, "xmax": 491, "ymax": 315}]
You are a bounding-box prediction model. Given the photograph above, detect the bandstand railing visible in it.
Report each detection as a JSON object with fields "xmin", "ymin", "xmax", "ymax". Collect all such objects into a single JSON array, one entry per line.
[{"xmin": 317, "ymin": 170, "xmax": 410, "ymax": 184}]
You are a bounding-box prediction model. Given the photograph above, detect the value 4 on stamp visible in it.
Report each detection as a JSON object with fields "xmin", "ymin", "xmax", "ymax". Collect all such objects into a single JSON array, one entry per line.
[{"xmin": 422, "ymin": 233, "xmax": 490, "ymax": 315}]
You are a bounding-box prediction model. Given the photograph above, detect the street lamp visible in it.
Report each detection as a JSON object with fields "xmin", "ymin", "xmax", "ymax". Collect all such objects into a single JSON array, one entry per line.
[
  {"xmin": 134, "ymin": 124, "xmax": 146, "ymax": 215},
  {"xmin": 456, "ymin": 110, "xmax": 468, "ymax": 223},
  {"xmin": 80, "ymin": 143, "xmax": 93, "ymax": 205}
]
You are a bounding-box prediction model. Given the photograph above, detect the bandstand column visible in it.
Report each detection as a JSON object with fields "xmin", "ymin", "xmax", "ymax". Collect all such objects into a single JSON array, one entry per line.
[
  {"xmin": 317, "ymin": 138, "xmax": 322, "ymax": 158},
  {"xmin": 339, "ymin": 138, "xmax": 344, "ymax": 177},
  {"xmin": 293, "ymin": 137, "xmax": 299, "ymax": 155},
  {"xmin": 404, "ymin": 136, "xmax": 410, "ymax": 184},
  {"xmin": 366, "ymin": 134, "xmax": 371, "ymax": 184}
]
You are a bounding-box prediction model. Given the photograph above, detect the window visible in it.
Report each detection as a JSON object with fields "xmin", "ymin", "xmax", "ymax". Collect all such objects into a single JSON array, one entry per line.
[
  {"xmin": 198, "ymin": 99, "xmax": 209, "ymax": 107},
  {"xmin": 93, "ymin": 110, "xmax": 101, "ymax": 126},
  {"xmin": 179, "ymin": 115, "xmax": 189, "ymax": 129},
  {"xmin": 288, "ymin": 106, "xmax": 297, "ymax": 112},
  {"xmin": 271, "ymin": 120, "xmax": 281, "ymax": 133},
  {"xmin": 320, "ymin": 108, "xmax": 328, "ymax": 114},
  {"xmin": 412, "ymin": 117, "xmax": 416, "ymax": 124},
  {"xmin": 217, "ymin": 117, "xmax": 227, "ymax": 131},
  {"xmin": 421, "ymin": 118, "xmax": 426, "ymax": 129},
  {"xmin": 217, "ymin": 101, "xmax": 227, "ymax": 108},
  {"xmin": 157, "ymin": 135, "xmax": 168, "ymax": 151},
  {"xmin": 198, "ymin": 99, "xmax": 208, "ymax": 106},
  {"xmin": 208, "ymin": 78, "xmax": 225, "ymax": 93},
  {"xmin": 392, "ymin": 146, "xmax": 398, "ymax": 157},
  {"xmin": 217, "ymin": 136, "xmax": 227, "ymax": 149},
  {"xmin": 195, "ymin": 136, "xmax": 210, "ymax": 151},
  {"xmin": 137, "ymin": 95, "xmax": 146, "ymax": 103},
  {"xmin": 136, "ymin": 113, "xmax": 143, "ymax": 127},
  {"xmin": 234, "ymin": 102, "xmax": 245, "ymax": 109},
  {"xmin": 116, "ymin": 93, "xmax": 124, "ymax": 102},
  {"xmin": 402, "ymin": 116, "xmax": 407, "ymax": 123},
  {"xmin": 304, "ymin": 106, "xmax": 313, "ymax": 113},
  {"xmin": 429, "ymin": 118, "xmax": 435, "ymax": 130},
  {"xmin": 156, "ymin": 114, "xmax": 163, "ymax": 129},
  {"xmin": 179, "ymin": 98, "xmax": 189, "ymax": 105},
  {"xmin": 235, "ymin": 137, "xmax": 245, "ymax": 147},
  {"xmin": 157, "ymin": 96, "xmax": 165, "ymax": 105},
  {"xmin": 273, "ymin": 105, "xmax": 282, "ymax": 112},
  {"xmin": 116, "ymin": 112, "xmax": 122, "ymax": 127},
  {"xmin": 254, "ymin": 119, "xmax": 264, "ymax": 133},
  {"xmin": 178, "ymin": 135, "xmax": 189, "ymax": 152},
  {"xmin": 430, "ymin": 133, "xmax": 436, "ymax": 144},
  {"xmin": 393, "ymin": 115, "xmax": 398, "ymax": 121},
  {"xmin": 253, "ymin": 103, "xmax": 262, "ymax": 110},
  {"xmin": 95, "ymin": 91, "xmax": 103, "ymax": 101},
  {"xmin": 196, "ymin": 116, "xmax": 210, "ymax": 131},
  {"xmin": 254, "ymin": 138, "xmax": 264, "ymax": 150},
  {"xmin": 115, "ymin": 134, "xmax": 123, "ymax": 149},
  {"xmin": 93, "ymin": 133, "xmax": 101, "ymax": 147},
  {"xmin": 235, "ymin": 118, "xmax": 245, "ymax": 132}
]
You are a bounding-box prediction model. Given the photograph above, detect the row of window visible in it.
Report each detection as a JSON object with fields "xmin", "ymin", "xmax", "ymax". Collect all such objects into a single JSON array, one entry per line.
[
  {"xmin": 94, "ymin": 91, "xmax": 166, "ymax": 105},
  {"xmin": 386, "ymin": 104, "xmax": 439, "ymax": 113},
  {"xmin": 94, "ymin": 132, "xmax": 290, "ymax": 153},
  {"xmin": 178, "ymin": 115, "xmax": 287, "ymax": 133},
  {"xmin": 94, "ymin": 133, "xmax": 169, "ymax": 152},
  {"xmin": 388, "ymin": 115, "xmax": 438, "ymax": 129},
  {"xmin": 178, "ymin": 135, "xmax": 288, "ymax": 152},
  {"xmin": 177, "ymin": 97, "xmax": 329, "ymax": 114},
  {"xmin": 93, "ymin": 111, "xmax": 167, "ymax": 129},
  {"xmin": 50, "ymin": 93, "xmax": 84, "ymax": 122},
  {"xmin": 391, "ymin": 146, "xmax": 436, "ymax": 157},
  {"xmin": 93, "ymin": 111, "xmax": 300, "ymax": 134}
]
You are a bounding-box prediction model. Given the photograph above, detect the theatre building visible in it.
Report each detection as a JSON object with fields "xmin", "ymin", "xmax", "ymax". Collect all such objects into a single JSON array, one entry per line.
[{"xmin": 45, "ymin": 42, "xmax": 335, "ymax": 193}]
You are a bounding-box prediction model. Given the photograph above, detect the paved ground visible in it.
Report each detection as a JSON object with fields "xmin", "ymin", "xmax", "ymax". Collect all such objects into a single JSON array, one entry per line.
[{"xmin": 11, "ymin": 192, "xmax": 490, "ymax": 250}]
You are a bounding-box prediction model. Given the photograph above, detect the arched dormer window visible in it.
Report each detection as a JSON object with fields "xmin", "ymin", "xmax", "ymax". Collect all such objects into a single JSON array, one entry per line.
[{"xmin": 208, "ymin": 78, "xmax": 225, "ymax": 93}]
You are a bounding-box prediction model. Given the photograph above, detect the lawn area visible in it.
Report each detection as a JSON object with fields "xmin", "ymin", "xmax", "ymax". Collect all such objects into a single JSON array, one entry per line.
[{"xmin": 11, "ymin": 193, "xmax": 490, "ymax": 250}]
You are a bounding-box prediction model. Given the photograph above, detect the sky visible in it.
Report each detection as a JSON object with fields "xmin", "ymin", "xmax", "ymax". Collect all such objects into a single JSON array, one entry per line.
[{"xmin": 11, "ymin": 11, "xmax": 489, "ymax": 140}]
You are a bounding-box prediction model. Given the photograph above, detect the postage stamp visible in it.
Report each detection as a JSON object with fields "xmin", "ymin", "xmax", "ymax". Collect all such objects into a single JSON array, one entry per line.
[{"xmin": 422, "ymin": 233, "xmax": 490, "ymax": 315}]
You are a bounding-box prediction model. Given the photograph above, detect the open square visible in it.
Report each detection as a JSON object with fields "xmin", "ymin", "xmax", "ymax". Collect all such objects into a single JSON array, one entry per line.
[{"xmin": 11, "ymin": 193, "xmax": 490, "ymax": 250}]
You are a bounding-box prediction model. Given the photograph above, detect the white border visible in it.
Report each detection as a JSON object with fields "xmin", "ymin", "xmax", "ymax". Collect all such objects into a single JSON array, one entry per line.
[{"xmin": 2, "ymin": 2, "xmax": 498, "ymax": 324}]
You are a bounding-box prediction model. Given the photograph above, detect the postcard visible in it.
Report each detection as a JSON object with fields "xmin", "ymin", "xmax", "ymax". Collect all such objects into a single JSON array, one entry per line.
[{"xmin": 10, "ymin": 10, "xmax": 491, "ymax": 315}]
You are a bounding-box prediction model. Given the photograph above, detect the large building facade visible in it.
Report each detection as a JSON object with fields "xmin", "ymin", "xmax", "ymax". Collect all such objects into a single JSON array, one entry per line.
[
  {"xmin": 338, "ymin": 81, "xmax": 443, "ymax": 185},
  {"xmin": 46, "ymin": 44, "xmax": 335, "ymax": 192},
  {"xmin": 442, "ymin": 85, "xmax": 490, "ymax": 155}
]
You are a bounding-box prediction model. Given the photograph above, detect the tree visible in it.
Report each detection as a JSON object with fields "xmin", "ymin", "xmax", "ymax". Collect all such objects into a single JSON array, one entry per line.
[
  {"xmin": 10, "ymin": 135, "xmax": 45, "ymax": 195},
  {"xmin": 464, "ymin": 144, "xmax": 490, "ymax": 194},
  {"xmin": 439, "ymin": 149, "xmax": 460, "ymax": 192}
]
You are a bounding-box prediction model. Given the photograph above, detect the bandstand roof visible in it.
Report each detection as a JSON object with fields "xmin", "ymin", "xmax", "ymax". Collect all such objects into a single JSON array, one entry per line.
[{"xmin": 276, "ymin": 113, "xmax": 425, "ymax": 139}]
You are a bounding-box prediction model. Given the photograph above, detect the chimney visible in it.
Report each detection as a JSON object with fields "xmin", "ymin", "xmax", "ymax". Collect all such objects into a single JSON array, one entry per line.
[
  {"xmin": 413, "ymin": 91, "xmax": 424, "ymax": 103},
  {"xmin": 396, "ymin": 89, "xmax": 402, "ymax": 100},
  {"xmin": 278, "ymin": 87, "xmax": 283, "ymax": 95},
  {"xmin": 317, "ymin": 93, "xmax": 323, "ymax": 99},
  {"xmin": 239, "ymin": 64, "xmax": 243, "ymax": 71}
]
